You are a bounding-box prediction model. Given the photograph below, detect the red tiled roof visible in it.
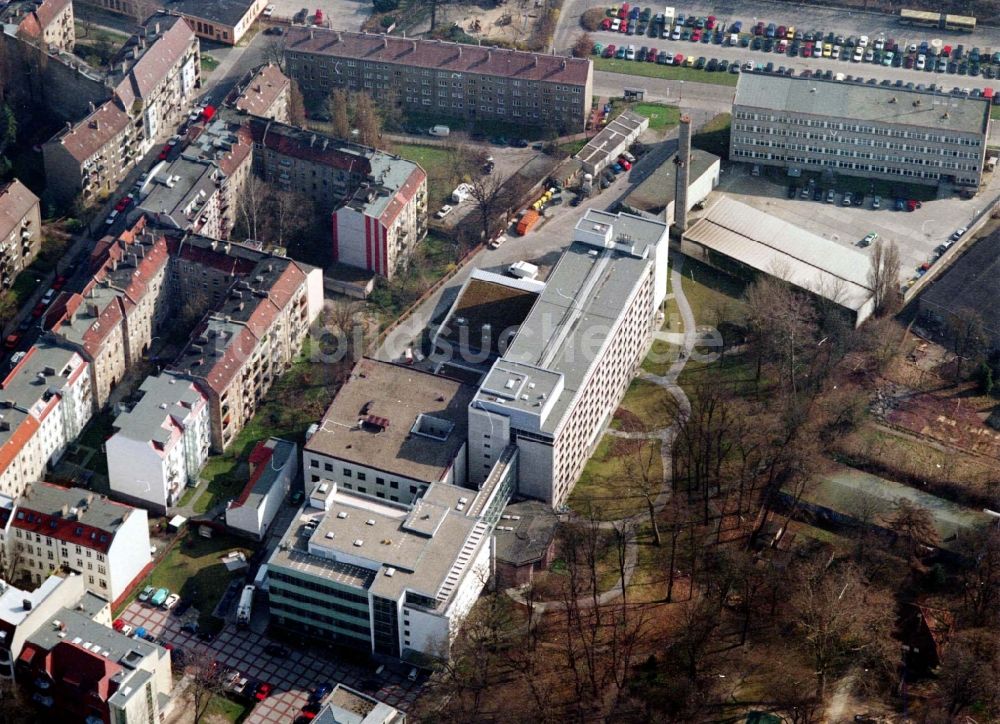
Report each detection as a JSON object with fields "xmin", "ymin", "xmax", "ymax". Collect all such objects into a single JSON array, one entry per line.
[
  {"xmin": 0, "ymin": 413, "xmax": 39, "ymax": 475},
  {"xmin": 166, "ymin": 236, "xmax": 259, "ymax": 275},
  {"xmin": 228, "ymin": 63, "xmax": 290, "ymax": 118},
  {"xmin": 216, "ymin": 125, "xmax": 253, "ymax": 176},
  {"xmin": 230, "ymin": 440, "xmax": 273, "ymax": 508},
  {"xmin": 50, "ymin": 101, "xmax": 131, "ymax": 164},
  {"xmin": 116, "ymin": 16, "xmax": 195, "ymax": 103},
  {"xmin": 0, "ymin": 179, "xmax": 38, "ymax": 237},
  {"xmin": 378, "ymin": 165, "xmax": 425, "ymax": 226},
  {"xmin": 249, "ymin": 119, "xmax": 371, "ymax": 173},
  {"xmin": 32, "ymin": 0, "xmax": 71, "ymax": 30},
  {"xmin": 285, "ymin": 28, "xmax": 592, "ymax": 86}
]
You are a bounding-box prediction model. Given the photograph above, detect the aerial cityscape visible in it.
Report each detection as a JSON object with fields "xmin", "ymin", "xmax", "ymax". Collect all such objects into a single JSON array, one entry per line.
[{"xmin": 0, "ymin": 0, "xmax": 997, "ymax": 722}]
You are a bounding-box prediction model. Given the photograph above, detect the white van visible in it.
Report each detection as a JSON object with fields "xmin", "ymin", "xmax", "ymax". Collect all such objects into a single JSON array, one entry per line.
[{"xmin": 428, "ymin": 125, "xmax": 450, "ymax": 137}]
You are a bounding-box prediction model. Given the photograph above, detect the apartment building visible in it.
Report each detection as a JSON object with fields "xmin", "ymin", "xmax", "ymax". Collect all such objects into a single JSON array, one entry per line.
[
  {"xmin": 0, "ymin": 573, "xmax": 89, "ymax": 680},
  {"xmin": 136, "ymin": 115, "xmax": 254, "ymax": 239},
  {"xmin": 226, "ymin": 63, "xmax": 292, "ymax": 122},
  {"xmin": 43, "ymin": 100, "xmax": 141, "ymax": 207},
  {"xmin": 225, "ymin": 437, "xmax": 297, "ymax": 540},
  {"xmin": 168, "ymin": 242, "xmax": 324, "ymax": 451},
  {"xmin": 105, "ymin": 372, "xmax": 210, "ymax": 512},
  {"xmin": 283, "ymin": 29, "xmax": 593, "ymax": 134},
  {"xmin": 0, "ymin": 341, "xmax": 92, "ymax": 501},
  {"xmin": 0, "ymin": 179, "xmax": 41, "ymax": 289},
  {"xmin": 730, "ymin": 73, "xmax": 991, "ymax": 187},
  {"xmin": 249, "ymin": 117, "xmax": 427, "ymax": 277},
  {"xmin": 16, "ymin": 598, "xmax": 172, "ymax": 723},
  {"xmin": 467, "ymin": 210, "xmax": 669, "ymax": 508},
  {"xmin": 42, "ymin": 13, "xmax": 201, "ymax": 207},
  {"xmin": 1, "ymin": 0, "xmax": 75, "ymax": 51},
  {"xmin": 45, "ymin": 223, "xmax": 171, "ymax": 410},
  {"xmin": 1, "ymin": 483, "xmax": 152, "ymax": 606},
  {"xmin": 332, "ymin": 153, "xmax": 427, "ymax": 280}
]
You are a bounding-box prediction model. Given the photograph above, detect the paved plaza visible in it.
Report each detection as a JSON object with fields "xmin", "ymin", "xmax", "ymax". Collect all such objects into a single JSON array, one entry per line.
[{"xmin": 121, "ymin": 601, "xmax": 420, "ymax": 721}]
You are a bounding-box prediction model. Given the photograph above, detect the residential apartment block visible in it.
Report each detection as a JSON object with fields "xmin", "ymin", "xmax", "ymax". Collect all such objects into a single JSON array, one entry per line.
[
  {"xmin": 168, "ymin": 239, "xmax": 324, "ymax": 451},
  {"xmin": 16, "ymin": 592, "xmax": 172, "ymax": 723},
  {"xmin": 0, "ymin": 573, "xmax": 89, "ymax": 680},
  {"xmin": 106, "ymin": 372, "xmax": 210, "ymax": 512},
  {"xmin": 0, "ymin": 341, "xmax": 92, "ymax": 501},
  {"xmin": 0, "ymin": 483, "xmax": 153, "ymax": 606},
  {"xmin": 1, "ymin": 0, "xmax": 75, "ymax": 51},
  {"xmin": 249, "ymin": 117, "xmax": 427, "ymax": 278},
  {"xmin": 0, "ymin": 179, "xmax": 41, "ymax": 289},
  {"xmin": 466, "ymin": 210, "xmax": 669, "ymax": 508},
  {"xmin": 42, "ymin": 13, "xmax": 201, "ymax": 206},
  {"xmin": 226, "ymin": 63, "xmax": 292, "ymax": 122},
  {"xmin": 730, "ymin": 73, "xmax": 991, "ymax": 187},
  {"xmin": 283, "ymin": 28, "xmax": 593, "ymax": 134},
  {"xmin": 45, "ymin": 221, "xmax": 171, "ymax": 410},
  {"xmin": 225, "ymin": 437, "xmax": 297, "ymax": 540}
]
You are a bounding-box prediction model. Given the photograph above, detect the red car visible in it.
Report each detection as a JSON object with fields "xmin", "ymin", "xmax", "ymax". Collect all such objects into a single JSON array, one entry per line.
[
  {"xmin": 4, "ymin": 333, "xmax": 20, "ymax": 350},
  {"xmin": 907, "ymin": 200, "xmax": 923, "ymax": 212},
  {"xmin": 601, "ymin": 17, "xmax": 611, "ymax": 30},
  {"xmin": 52, "ymin": 275, "xmax": 67, "ymax": 290},
  {"xmin": 619, "ymin": 3, "xmax": 629, "ymax": 19},
  {"xmin": 603, "ymin": 44, "xmax": 616, "ymax": 58},
  {"xmin": 673, "ymin": 53, "xmax": 684, "ymax": 65},
  {"xmin": 691, "ymin": 30, "xmax": 701, "ymax": 42},
  {"xmin": 706, "ymin": 15, "xmax": 716, "ymax": 30},
  {"xmin": 254, "ymin": 682, "xmax": 272, "ymax": 701},
  {"xmin": 157, "ymin": 144, "xmax": 171, "ymax": 161},
  {"xmin": 114, "ymin": 197, "xmax": 129, "ymax": 212},
  {"xmin": 31, "ymin": 303, "xmax": 46, "ymax": 318},
  {"xmin": 646, "ymin": 46, "xmax": 657, "ymax": 62},
  {"xmin": 618, "ymin": 157, "xmax": 632, "ymax": 171},
  {"xmin": 112, "ymin": 619, "xmax": 125, "ymax": 632},
  {"xmin": 314, "ymin": 8, "xmax": 323, "ymax": 24},
  {"xmin": 942, "ymin": 44, "xmax": 952, "ymax": 57}
]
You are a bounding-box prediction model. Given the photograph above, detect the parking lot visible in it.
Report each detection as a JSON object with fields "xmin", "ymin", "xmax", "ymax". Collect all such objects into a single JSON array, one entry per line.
[
  {"xmin": 264, "ymin": 0, "xmax": 371, "ymax": 28},
  {"xmin": 120, "ymin": 600, "xmax": 420, "ymax": 721},
  {"xmin": 710, "ymin": 163, "xmax": 1000, "ymax": 285}
]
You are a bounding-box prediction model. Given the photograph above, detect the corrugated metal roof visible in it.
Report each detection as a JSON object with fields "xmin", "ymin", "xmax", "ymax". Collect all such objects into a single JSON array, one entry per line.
[
  {"xmin": 734, "ymin": 73, "xmax": 990, "ymax": 135},
  {"xmin": 684, "ymin": 197, "xmax": 873, "ymax": 312}
]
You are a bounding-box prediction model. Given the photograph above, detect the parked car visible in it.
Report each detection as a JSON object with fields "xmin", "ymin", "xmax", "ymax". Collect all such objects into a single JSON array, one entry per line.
[
  {"xmin": 310, "ymin": 683, "xmax": 333, "ymax": 703},
  {"xmin": 255, "ymin": 682, "xmax": 273, "ymax": 701},
  {"xmin": 138, "ymin": 586, "xmax": 155, "ymax": 603},
  {"xmin": 163, "ymin": 594, "xmax": 180, "ymax": 610},
  {"xmin": 860, "ymin": 232, "xmax": 879, "ymax": 247},
  {"xmin": 265, "ymin": 643, "xmax": 290, "ymax": 657},
  {"xmin": 951, "ymin": 226, "xmax": 968, "ymax": 240},
  {"xmin": 150, "ymin": 588, "xmax": 169, "ymax": 606},
  {"xmin": 826, "ymin": 189, "xmax": 836, "ymax": 204},
  {"xmin": 872, "ymin": 195, "xmax": 881, "ymax": 209}
]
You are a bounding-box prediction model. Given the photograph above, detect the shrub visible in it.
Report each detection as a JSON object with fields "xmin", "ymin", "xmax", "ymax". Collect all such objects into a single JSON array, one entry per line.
[
  {"xmin": 581, "ymin": 7, "xmax": 606, "ymax": 31},
  {"xmin": 372, "ymin": 0, "xmax": 398, "ymax": 12},
  {"xmin": 380, "ymin": 15, "xmax": 395, "ymax": 28}
]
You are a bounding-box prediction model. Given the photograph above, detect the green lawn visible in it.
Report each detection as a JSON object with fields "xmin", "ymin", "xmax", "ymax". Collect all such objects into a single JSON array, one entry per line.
[
  {"xmin": 142, "ymin": 532, "xmax": 253, "ymax": 628},
  {"xmin": 193, "ymin": 342, "xmax": 338, "ymax": 515},
  {"xmin": 630, "ymin": 102, "xmax": 681, "ymax": 131},
  {"xmin": 594, "ymin": 57, "xmax": 738, "ymax": 86},
  {"xmin": 558, "ymin": 138, "xmax": 588, "ymax": 157},
  {"xmin": 692, "ymin": 112, "xmax": 731, "ymax": 157},
  {"xmin": 205, "ymin": 694, "xmax": 249, "ymax": 722},
  {"xmin": 393, "ymin": 143, "xmax": 462, "ymax": 204},
  {"xmin": 11, "ymin": 268, "xmax": 43, "ymax": 309},
  {"xmin": 570, "ymin": 435, "xmax": 663, "ymax": 521},
  {"xmin": 612, "ymin": 378, "xmax": 671, "ymax": 431},
  {"xmin": 201, "ymin": 55, "xmax": 220, "ymax": 73},
  {"xmin": 991, "ymin": 105, "xmax": 1000, "ymax": 120}
]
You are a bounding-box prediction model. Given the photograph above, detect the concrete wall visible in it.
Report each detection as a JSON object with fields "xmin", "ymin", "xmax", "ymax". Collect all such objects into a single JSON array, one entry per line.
[{"xmin": 106, "ymin": 510, "xmax": 152, "ymax": 603}]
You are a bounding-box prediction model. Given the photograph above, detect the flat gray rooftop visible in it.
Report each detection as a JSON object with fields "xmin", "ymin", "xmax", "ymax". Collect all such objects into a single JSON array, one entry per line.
[
  {"xmin": 622, "ymin": 148, "xmax": 720, "ymax": 218},
  {"xmin": 475, "ymin": 210, "xmax": 667, "ymax": 433},
  {"xmin": 305, "ymin": 359, "xmax": 476, "ymax": 484},
  {"xmin": 112, "ymin": 372, "xmax": 203, "ymax": 447},
  {"xmin": 734, "ymin": 72, "xmax": 991, "ymax": 135},
  {"xmin": 575, "ymin": 110, "xmax": 649, "ymax": 168}
]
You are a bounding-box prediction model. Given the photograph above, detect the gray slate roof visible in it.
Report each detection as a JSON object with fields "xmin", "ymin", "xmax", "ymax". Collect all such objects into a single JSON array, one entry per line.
[{"xmin": 734, "ymin": 72, "xmax": 991, "ymax": 135}]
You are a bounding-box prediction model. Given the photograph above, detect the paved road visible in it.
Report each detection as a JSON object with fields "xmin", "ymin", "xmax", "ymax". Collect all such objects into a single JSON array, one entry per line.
[
  {"xmin": 376, "ymin": 126, "xmax": 683, "ymax": 363},
  {"xmin": 555, "ymin": 0, "xmax": 1000, "ymax": 55}
]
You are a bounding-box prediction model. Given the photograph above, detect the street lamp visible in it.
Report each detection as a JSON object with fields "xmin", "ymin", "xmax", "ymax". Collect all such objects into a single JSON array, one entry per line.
[{"xmin": 679, "ymin": 80, "xmax": 684, "ymax": 102}]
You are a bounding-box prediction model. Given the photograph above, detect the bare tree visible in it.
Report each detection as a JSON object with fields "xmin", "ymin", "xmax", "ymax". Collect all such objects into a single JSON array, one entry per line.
[
  {"xmin": 572, "ymin": 33, "xmax": 594, "ymax": 58},
  {"xmin": 234, "ymin": 175, "xmax": 268, "ymax": 241},
  {"xmin": 948, "ymin": 307, "xmax": 986, "ymax": 380},
  {"xmin": 262, "ymin": 35, "xmax": 288, "ymax": 71},
  {"xmin": 130, "ymin": 0, "xmax": 158, "ymax": 25},
  {"xmin": 934, "ymin": 628, "xmax": 1000, "ymax": 720},
  {"xmin": 744, "ymin": 274, "xmax": 819, "ymax": 394},
  {"xmin": 351, "ymin": 92, "xmax": 383, "ymax": 148},
  {"xmin": 0, "ymin": 678, "xmax": 32, "ymax": 723},
  {"xmin": 266, "ymin": 190, "xmax": 311, "ymax": 247},
  {"xmin": 959, "ymin": 525, "xmax": 1000, "ymax": 627},
  {"xmin": 620, "ymin": 435, "xmax": 663, "ymax": 546},
  {"xmin": 327, "ymin": 89, "xmax": 350, "ymax": 139},
  {"xmin": 288, "ymin": 80, "xmax": 306, "ymax": 126},
  {"xmin": 888, "ymin": 498, "xmax": 939, "ymax": 556},
  {"xmin": 867, "ymin": 238, "xmax": 902, "ymax": 317},
  {"xmin": 187, "ymin": 647, "xmax": 224, "ymax": 724},
  {"xmin": 467, "ymin": 172, "xmax": 509, "ymax": 245}
]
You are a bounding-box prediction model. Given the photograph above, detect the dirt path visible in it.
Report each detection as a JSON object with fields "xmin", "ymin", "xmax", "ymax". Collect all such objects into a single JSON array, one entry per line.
[{"xmin": 506, "ymin": 257, "xmax": 697, "ymax": 612}]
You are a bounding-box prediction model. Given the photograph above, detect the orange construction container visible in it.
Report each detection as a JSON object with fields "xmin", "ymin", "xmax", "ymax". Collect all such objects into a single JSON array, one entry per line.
[{"xmin": 516, "ymin": 209, "xmax": 540, "ymax": 235}]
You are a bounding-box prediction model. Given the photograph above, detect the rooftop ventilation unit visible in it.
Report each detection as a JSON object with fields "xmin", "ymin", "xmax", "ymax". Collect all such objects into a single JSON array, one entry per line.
[
  {"xmin": 337, "ymin": 511, "xmax": 348, "ymax": 519},
  {"xmin": 353, "ymin": 539, "xmax": 363, "ymax": 547}
]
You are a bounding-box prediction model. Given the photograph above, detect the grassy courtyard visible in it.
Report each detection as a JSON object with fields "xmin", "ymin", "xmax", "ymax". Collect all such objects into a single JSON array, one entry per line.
[
  {"xmin": 393, "ymin": 142, "xmax": 463, "ymax": 204},
  {"xmin": 594, "ymin": 57, "xmax": 739, "ymax": 86},
  {"xmin": 630, "ymin": 102, "xmax": 681, "ymax": 131},
  {"xmin": 570, "ymin": 436, "xmax": 663, "ymax": 521}
]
